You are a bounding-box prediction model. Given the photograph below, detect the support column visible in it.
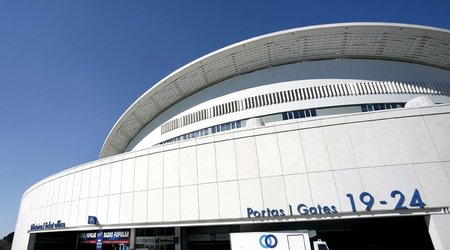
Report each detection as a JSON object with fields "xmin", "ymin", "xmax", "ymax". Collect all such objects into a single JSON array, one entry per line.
[
  {"xmin": 175, "ymin": 227, "xmax": 181, "ymax": 250},
  {"xmin": 130, "ymin": 228, "xmax": 136, "ymax": 250},
  {"xmin": 426, "ymin": 214, "xmax": 450, "ymax": 250},
  {"xmin": 27, "ymin": 234, "xmax": 36, "ymax": 250}
]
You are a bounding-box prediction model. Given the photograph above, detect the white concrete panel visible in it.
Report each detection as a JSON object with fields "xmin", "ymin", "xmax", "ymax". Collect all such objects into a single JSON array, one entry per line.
[
  {"xmin": 256, "ymin": 134, "xmax": 283, "ymax": 177},
  {"xmin": 69, "ymin": 200, "xmax": 79, "ymax": 226},
  {"xmin": 261, "ymin": 176, "xmax": 288, "ymax": 212},
  {"xmin": 284, "ymin": 174, "xmax": 313, "ymax": 209},
  {"xmin": 347, "ymin": 122, "xmax": 384, "ymax": 168},
  {"xmin": 309, "ymin": 172, "xmax": 340, "ymax": 210},
  {"xmin": 277, "ymin": 131, "xmax": 307, "ymax": 174},
  {"xmin": 134, "ymin": 156, "xmax": 148, "ymax": 191},
  {"xmin": 77, "ymin": 199, "xmax": 88, "ymax": 225},
  {"xmin": 197, "ymin": 143, "xmax": 217, "ymax": 183},
  {"xmin": 62, "ymin": 202, "xmax": 72, "ymax": 225},
  {"xmin": 372, "ymin": 120, "xmax": 411, "ymax": 165},
  {"xmin": 164, "ymin": 187, "xmax": 180, "ymax": 222},
  {"xmin": 424, "ymin": 114, "xmax": 450, "ymax": 161},
  {"xmin": 148, "ymin": 153, "xmax": 163, "ymax": 189},
  {"xmin": 58, "ymin": 177, "xmax": 67, "ymax": 203},
  {"xmin": 254, "ymin": 126, "xmax": 277, "ymax": 136},
  {"xmin": 98, "ymin": 164, "xmax": 111, "ymax": 196},
  {"xmin": 80, "ymin": 170, "xmax": 91, "ymax": 199},
  {"xmin": 216, "ymin": 140, "xmax": 238, "ymax": 181},
  {"xmin": 109, "ymin": 161, "xmax": 122, "ymax": 195},
  {"xmin": 323, "ymin": 125, "xmax": 357, "ymax": 170},
  {"xmin": 398, "ymin": 117, "xmax": 440, "ymax": 163},
  {"xmin": 198, "ymin": 183, "xmax": 219, "ymax": 220},
  {"xmin": 239, "ymin": 178, "xmax": 263, "ymax": 217},
  {"xmin": 445, "ymin": 162, "xmax": 450, "ymax": 181},
  {"xmin": 215, "ymin": 132, "xmax": 234, "ymax": 141},
  {"xmin": 38, "ymin": 184, "xmax": 47, "ymax": 208},
  {"xmin": 428, "ymin": 214, "xmax": 450, "ymax": 250},
  {"xmin": 34, "ymin": 207, "xmax": 43, "ymax": 226},
  {"xmin": 107, "ymin": 194, "xmax": 120, "ymax": 224},
  {"xmin": 56, "ymin": 203, "xmax": 63, "ymax": 221},
  {"xmin": 89, "ymin": 167, "xmax": 100, "ymax": 198},
  {"xmin": 133, "ymin": 191, "xmax": 148, "ymax": 223},
  {"xmin": 164, "ymin": 150, "xmax": 180, "ymax": 187},
  {"xmin": 235, "ymin": 137, "xmax": 259, "ymax": 179},
  {"xmin": 415, "ymin": 163, "xmax": 450, "ymax": 207},
  {"xmin": 44, "ymin": 205, "xmax": 51, "ymax": 221},
  {"xmin": 300, "ymin": 128, "xmax": 331, "ymax": 172},
  {"xmin": 121, "ymin": 159, "xmax": 135, "ymax": 193},
  {"xmin": 359, "ymin": 167, "xmax": 393, "ymax": 211},
  {"xmin": 119, "ymin": 193, "xmax": 133, "ymax": 223},
  {"xmin": 180, "ymin": 185, "xmax": 199, "ymax": 221},
  {"xmin": 386, "ymin": 164, "xmax": 423, "ymax": 208},
  {"xmin": 333, "ymin": 169, "xmax": 365, "ymax": 212},
  {"xmin": 148, "ymin": 189, "xmax": 163, "ymax": 222},
  {"xmin": 218, "ymin": 181, "xmax": 241, "ymax": 219},
  {"xmin": 64, "ymin": 174, "xmax": 74, "ymax": 202},
  {"xmin": 72, "ymin": 171, "xmax": 82, "ymax": 200},
  {"xmin": 97, "ymin": 196, "xmax": 108, "ymax": 224},
  {"xmin": 87, "ymin": 197, "xmax": 97, "ymax": 220},
  {"xmin": 51, "ymin": 178, "xmax": 61, "ymax": 205},
  {"xmin": 180, "ymin": 146, "xmax": 198, "ymax": 186}
]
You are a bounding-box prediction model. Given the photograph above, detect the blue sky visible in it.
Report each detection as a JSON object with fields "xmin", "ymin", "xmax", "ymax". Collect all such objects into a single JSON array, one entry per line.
[{"xmin": 1, "ymin": 0, "xmax": 449, "ymax": 238}]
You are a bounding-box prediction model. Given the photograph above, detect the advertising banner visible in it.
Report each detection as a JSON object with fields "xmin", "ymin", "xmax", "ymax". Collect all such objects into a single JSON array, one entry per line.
[{"xmin": 79, "ymin": 230, "xmax": 130, "ymax": 245}]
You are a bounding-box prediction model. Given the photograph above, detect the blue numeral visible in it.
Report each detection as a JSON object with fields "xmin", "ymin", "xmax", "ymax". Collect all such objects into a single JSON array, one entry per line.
[
  {"xmin": 346, "ymin": 193, "xmax": 357, "ymax": 212},
  {"xmin": 390, "ymin": 190, "xmax": 408, "ymax": 210},
  {"xmin": 409, "ymin": 189, "xmax": 426, "ymax": 208},
  {"xmin": 359, "ymin": 192, "xmax": 374, "ymax": 211}
]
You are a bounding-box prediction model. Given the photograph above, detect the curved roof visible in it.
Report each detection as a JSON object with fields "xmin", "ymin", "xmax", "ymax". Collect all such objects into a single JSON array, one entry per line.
[{"xmin": 100, "ymin": 22, "xmax": 450, "ymax": 158}]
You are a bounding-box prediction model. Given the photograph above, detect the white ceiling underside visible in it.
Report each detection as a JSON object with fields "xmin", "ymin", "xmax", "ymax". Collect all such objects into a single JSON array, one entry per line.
[{"xmin": 100, "ymin": 22, "xmax": 450, "ymax": 158}]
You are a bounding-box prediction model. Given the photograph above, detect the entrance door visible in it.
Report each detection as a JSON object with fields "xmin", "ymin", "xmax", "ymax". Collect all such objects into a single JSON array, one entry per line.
[{"xmin": 287, "ymin": 234, "xmax": 307, "ymax": 250}]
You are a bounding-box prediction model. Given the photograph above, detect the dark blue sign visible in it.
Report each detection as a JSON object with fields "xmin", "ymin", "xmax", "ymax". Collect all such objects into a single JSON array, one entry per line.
[
  {"xmin": 79, "ymin": 230, "xmax": 130, "ymax": 245},
  {"xmin": 96, "ymin": 231, "xmax": 103, "ymax": 250},
  {"xmin": 30, "ymin": 220, "xmax": 66, "ymax": 231},
  {"xmin": 88, "ymin": 216, "xmax": 98, "ymax": 225}
]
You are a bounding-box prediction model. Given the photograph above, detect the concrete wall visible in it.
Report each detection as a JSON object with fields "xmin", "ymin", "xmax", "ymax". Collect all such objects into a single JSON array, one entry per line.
[{"xmin": 13, "ymin": 104, "xmax": 450, "ymax": 249}]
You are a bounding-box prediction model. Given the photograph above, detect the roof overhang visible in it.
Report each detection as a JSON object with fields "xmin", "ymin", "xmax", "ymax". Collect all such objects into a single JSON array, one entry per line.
[{"xmin": 100, "ymin": 22, "xmax": 450, "ymax": 158}]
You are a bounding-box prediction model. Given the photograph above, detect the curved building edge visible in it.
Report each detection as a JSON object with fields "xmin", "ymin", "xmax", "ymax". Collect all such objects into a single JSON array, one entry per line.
[
  {"xmin": 12, "ymin": 23, "xmax": 450, "ymax": 250},
  {"xmin": 99, "ymin": 22, "xmax": 450, "ymax": 158}
]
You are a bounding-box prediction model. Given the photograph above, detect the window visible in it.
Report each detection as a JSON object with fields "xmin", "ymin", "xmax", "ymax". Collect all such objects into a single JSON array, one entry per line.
[
  {"xmin": 361, "ymin": 103, "xmax": 404, "ymax": 112},
  {"xmin": 282, "ymin": 108, "xmax": 317, "ymax": 121}
]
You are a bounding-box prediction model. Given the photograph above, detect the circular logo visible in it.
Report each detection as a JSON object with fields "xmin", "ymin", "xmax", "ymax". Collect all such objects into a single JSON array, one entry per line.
[{"xmin": 259, "ymin": 234, "xmax": 278, "ymax": 248}]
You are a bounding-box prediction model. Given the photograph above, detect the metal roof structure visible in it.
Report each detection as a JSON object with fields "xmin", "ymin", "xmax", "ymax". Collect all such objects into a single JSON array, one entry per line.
[{"xmin": 100, "ymin": 22, "xmax": 450, "ymax": 158}]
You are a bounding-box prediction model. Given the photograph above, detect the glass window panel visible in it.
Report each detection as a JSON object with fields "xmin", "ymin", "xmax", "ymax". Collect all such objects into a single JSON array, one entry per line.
[
  {"xmin": 361, "ymin": 105, "xmax": 368, "ymax": 112},
  {"xmin": 300, "ymin": 111, "xmax": 306, "ymax": 118}
]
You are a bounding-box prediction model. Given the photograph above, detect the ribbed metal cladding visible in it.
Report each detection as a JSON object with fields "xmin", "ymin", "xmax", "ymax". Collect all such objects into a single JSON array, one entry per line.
[{"xmin": 100, "ymin": 23, "xmax": 450, "ymax": 158}]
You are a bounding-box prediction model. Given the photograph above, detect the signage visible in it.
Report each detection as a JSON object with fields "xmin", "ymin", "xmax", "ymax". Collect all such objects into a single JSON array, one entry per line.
[
  {"xmin": 30, "ymin": 220, "xmax": 66, "ymax": 231},
  {"xmin": 189, "ymin": 234, "xmax": 230, "ymax": 242},
  {"xmin": 259, "ymin": 234, "xmax": 278, "ymax": 249},
  {"xmin": 136, "ymin": 236, "xmax": 156, "ymax": 245},
  {"xmin": 88, "ymin": 216, "xmax": 98, "ymax": 225},
  {"xmin": 79, "ymin": 232, "xmax": 97, "ymax": 244},
  {"xmin": 79, "ymin": 230, "xmax": 130, "ymax": 244},
  {"xmin": 96, "ymin": 231, "xmax": 103, "ymax": 250},
  {"xmin": 103, "ymin": 230, "xmax": 130, "ymax": 244},
  {"xmin": 346, "ymin": 189, "xmax": 425, "ymax": 212},
  {"xmin": 247, "ymin": 188, "xmax": 426, "ymax": 218}
]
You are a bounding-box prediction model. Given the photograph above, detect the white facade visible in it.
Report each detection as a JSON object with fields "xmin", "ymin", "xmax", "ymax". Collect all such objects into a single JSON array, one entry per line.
[{"xmin": 13, "ymin": 23, "xmax": 450, "ymax": 250}]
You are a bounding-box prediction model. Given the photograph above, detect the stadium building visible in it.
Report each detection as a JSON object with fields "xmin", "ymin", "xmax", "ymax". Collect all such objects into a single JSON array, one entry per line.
[{"xmin": 12, "ymin": 23, "xmax": 450, "ymax": 250}]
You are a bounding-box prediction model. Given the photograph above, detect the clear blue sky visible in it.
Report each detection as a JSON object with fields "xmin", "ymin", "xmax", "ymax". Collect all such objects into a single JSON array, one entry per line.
[{"xmin": 1, "ymin": 0, "xmax": 449, "ymax": 238}]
